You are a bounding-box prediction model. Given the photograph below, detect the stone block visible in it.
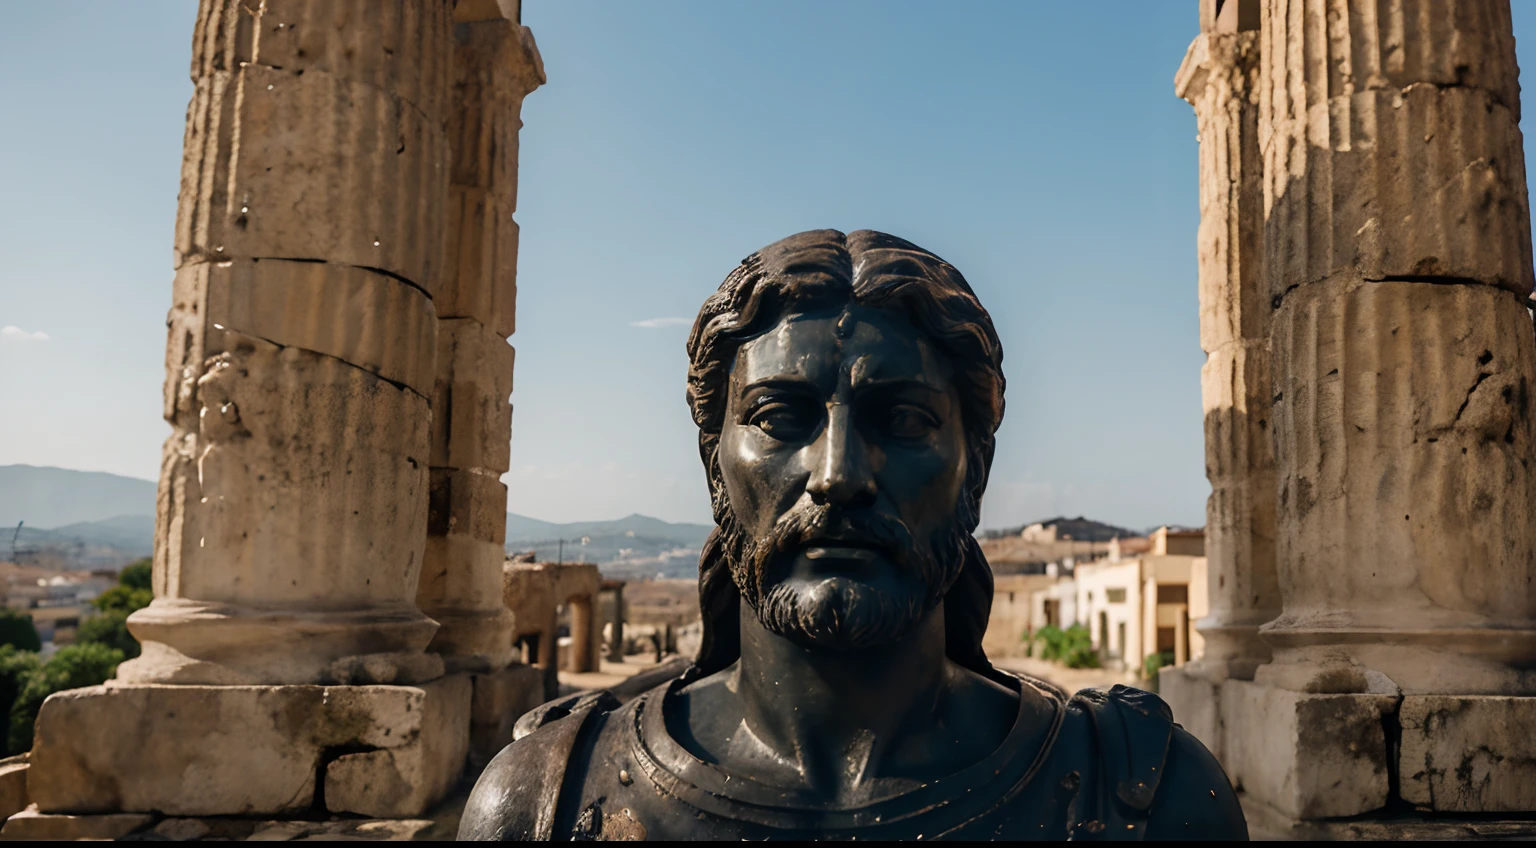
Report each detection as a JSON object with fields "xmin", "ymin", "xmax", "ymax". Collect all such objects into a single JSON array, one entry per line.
[
  {"xmin": 0, "ymin": 760, "xmax": 26, "ymax": 826},
  {"xmin": 469, "ymin": 663, "xmax": 546, "ymax": 768},
  {"xmin": 174, "ymin": 64, "xmax": 448, "ymax": 292},
  {"xmin": 1158, "ymin": 668, "xmax": 1225, "ymax": 767},
  {"xmin": 324, "ymin": 675, "xmax": 471, "ymax": 818},
  {"xmin": 191, "ymin": 0, "xmax": 453, "ymax": 123},
  {"xmin": 167, "ymin": 259, "xmax": 438, "ymax": 402},
  {"xmin": 1400, "ymin": 695, "xmax": 1536, "ymax": 812},
  {"xmin": 430, "ymin": 319, "xmax": 514, "ymax": 473},
  {"xmin": 1267, "ymin": 278, "xmax": 1536, "ymax": 692},
  {"xmin": 28, "ymin": 679, "xmax": 468, "ymax": 818},
  {"xmin": 441, "ymin": 186, "xmax": 519, "ymax": 337},
  {"xmin": 1219, "ymin": 680, "xmax": 1395, "ymax": 819},
  {"xmin": 151, "ymin": 336, "xmax": 430, "ymax": 610},
  {"xmin": 0, "ymin": 806, "xmax": 153, "ymax": 840},
  {"xmin": 1265, "ymin": 86, "xmax": 1532, "ymax": 299}
]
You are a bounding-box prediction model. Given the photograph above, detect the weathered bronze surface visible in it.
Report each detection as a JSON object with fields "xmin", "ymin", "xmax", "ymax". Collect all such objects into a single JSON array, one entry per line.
[{"xmin": 459, "ymin": 230, "xmax": 1247, "ymax": 841}]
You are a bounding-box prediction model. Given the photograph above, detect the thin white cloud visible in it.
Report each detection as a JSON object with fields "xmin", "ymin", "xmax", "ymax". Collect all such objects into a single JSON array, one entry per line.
[
  {"xmin": 628, "ymin": 317, "xmax": 691, "ymax": 329},
  {"xmin": 1, "ymin": 326, "xmax": 50, "ymax": 342}
]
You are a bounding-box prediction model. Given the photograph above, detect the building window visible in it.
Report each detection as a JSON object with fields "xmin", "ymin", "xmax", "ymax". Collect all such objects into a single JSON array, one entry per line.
[{"xmin": 1106, "ymin": 588, "xmax": 1127, "ymax": 603}]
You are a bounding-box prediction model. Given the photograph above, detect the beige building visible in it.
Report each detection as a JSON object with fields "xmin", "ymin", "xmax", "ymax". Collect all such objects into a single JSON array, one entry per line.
[{"xmin": 1071, "ymin": 527, "xmax": 1208, "ymax": 672}]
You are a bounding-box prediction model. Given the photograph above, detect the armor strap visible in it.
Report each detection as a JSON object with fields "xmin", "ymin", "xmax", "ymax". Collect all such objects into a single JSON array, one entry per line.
[{"xmin": 1069, "ymin": 684, "xmax": 1175, "ymax": 841}]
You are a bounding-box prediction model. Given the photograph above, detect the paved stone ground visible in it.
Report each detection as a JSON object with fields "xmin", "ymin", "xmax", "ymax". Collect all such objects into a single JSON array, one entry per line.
[{"xmin": 991, "ymin": 656, "xmax": 1142, "ymax": 694}]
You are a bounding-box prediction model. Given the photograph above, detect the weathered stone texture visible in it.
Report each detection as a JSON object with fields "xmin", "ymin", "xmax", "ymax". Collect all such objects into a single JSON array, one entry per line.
[
  {"xmin": 1175, "ymin": 28, "xmax": 1279, "ymax": 683},
  {"xmin": 430, "ymin": 319, "xmax": 514, "ymax": 473},
  {"xmin": 0, "ymin": 807, "xmax": 153, "ymax": 840},
  {"xmin": 419, "ymin": 468, "xmax": 515, "ymax": 669},
  {"xmin": 1400, "ymin": 695, "xmax": 1536, "ymax": 812},
  {"xmin": 27, "ymin": 679, "xmax": 468, "ymax": 818},
  {"xmin": 1267, "ymin": 278, "xmax": 1536, "ymax": 691},
  {"xmin": 435, "ymin": 19, "xmax": 542, "ymax": 336},
  {"xmin": 173, "ymin": 64, "xmax": 449, "ymax": 291},
  {"xmin": 152, "ymin": 337, "xmax": 430, "ymax": 609},
  {"xmin": 1220, "ymin": 681, "xmax": 1395, "ymax": 819},
  {"xmin": 1261, "ymin": 0, "xmax": 1533, "ymax": 297},
  {"xmin": 167, "ymin": 259, "xmax": 437, "ymax": 401},
  {"xmin": 468, "ymin": 663, "xmax": 546, "ymax": 768},
  {"xmin": 1156, "ymin": 668, "xmax": 1225, "ymax": 765},
  {"xmin": 0, "ymin": 760, "xmax": 27, "ymax": 826},
  {"xmin": 323, "ymin": 675, "xmax": 471, "ymax": 817},
  {"xmin": 190, "ymin": 0, "xmax": 453, "ymax": 123}
]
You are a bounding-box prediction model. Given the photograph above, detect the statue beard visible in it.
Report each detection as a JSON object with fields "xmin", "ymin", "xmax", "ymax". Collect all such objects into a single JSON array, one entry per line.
[{"xmin": 720, "ymin": 499, "xmax": 971, "ymax": 652}]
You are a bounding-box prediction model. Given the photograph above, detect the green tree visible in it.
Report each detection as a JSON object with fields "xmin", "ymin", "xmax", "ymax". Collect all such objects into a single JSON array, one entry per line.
[
  {"xmin": 1028, "ymin": 623, "xmax": 1100, "ymax": 669},
  {"xmin": 8, "ymin": 643, "xmax": 124, "ymax": 754},
  {"xmin": 0, "ymin": 647, "xmax": 38, "ymax": 755},
  {"xmin": 92, "ymin": 585, "xmax": 152, "ymax": 615},
  {"xmin": 76, "ymin": 610, "xmax": 139, "ymax": 659},
  {"xmin": 118, "ymin": 559, "xmax": 151, "ymax": 591},
  {"xmin": 0, "ymin": 609, "xmax": 40, "ymax": 654}
]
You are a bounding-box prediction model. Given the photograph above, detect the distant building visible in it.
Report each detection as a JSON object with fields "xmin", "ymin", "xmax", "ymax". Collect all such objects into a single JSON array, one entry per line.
[{"xmin": 982, "ymin": 526, "xmax": 1210, "ymax": 675}]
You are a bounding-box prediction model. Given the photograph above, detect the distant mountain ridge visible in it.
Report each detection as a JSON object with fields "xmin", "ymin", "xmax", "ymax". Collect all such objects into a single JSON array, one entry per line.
[{"xmin": 0, "ymin": 465, "xmax": 713, "ymax": 573}]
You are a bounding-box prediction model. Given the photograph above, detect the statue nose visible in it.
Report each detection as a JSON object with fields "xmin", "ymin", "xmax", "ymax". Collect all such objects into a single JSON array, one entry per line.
[{"xmin": 807, "ymin": 405, "xmax": 877, "ymax": 508}]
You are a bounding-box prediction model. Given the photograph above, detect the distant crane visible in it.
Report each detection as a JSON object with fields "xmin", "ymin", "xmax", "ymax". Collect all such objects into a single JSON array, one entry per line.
[{"xmin": 9, "ymin": 521, "xmax": 21, "ymax": 564}]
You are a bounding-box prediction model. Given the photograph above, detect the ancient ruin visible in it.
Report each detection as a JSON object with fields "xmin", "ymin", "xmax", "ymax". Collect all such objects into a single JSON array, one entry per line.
[
  {"xmin": 3, "ymin": 0, "xmax": 549, "ymax": 838},
  {"xmin": 1162, "ymin": 0, "xmax": 1536, "ymax": 837}
]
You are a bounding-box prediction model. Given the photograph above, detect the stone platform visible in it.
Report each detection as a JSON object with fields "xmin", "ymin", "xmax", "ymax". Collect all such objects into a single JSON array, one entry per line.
[{"xmin": 25, "ymin": 678, "xmax": 472, "ymax": 819}]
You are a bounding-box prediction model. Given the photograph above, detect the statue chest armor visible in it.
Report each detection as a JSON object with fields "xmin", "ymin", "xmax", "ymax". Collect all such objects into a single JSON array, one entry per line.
[{"xmin": 550, "ymin": 679, "xmax": 1166, "ymax": 841}]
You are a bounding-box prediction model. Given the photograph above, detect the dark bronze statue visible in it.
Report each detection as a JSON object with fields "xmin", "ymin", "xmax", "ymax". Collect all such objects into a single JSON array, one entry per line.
[{"xmin": 460, "ymin": 230, "xmax": 1248, "ymax": 841}]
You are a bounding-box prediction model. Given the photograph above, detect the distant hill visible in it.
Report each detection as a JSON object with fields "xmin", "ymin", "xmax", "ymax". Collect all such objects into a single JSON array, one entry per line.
[
  {"xmin": 980, "ymin": 515, "xmax": 1138, "ymax": 543},
  {"xmin": 0, "ymin": 465, "xmax": 157, "ymax": 530},
  {"xmin": 0, "ymin": 466, "xmax": 715, "ymax": 574},
  {"xmin": 505, "ymin": 512, "xmax": 714, "ymax": 577}
]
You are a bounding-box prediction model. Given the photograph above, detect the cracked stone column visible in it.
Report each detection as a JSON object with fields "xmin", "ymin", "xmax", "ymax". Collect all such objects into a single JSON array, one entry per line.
[
  {"xmin": 415, "ymin": 5, "xmax": 543, "ymax": 674},
  {"xmin": 1258, "ymin": 0, "xmax": 1536, "ymax": 698},
  {"xmin": 118, "ymin": 0, "xmax": 458, "ymax": 687},
  {"xmin": 1175, "ymin": 0, "xmax": 1279, "ymax": 685},
  {"xmin": 18, "ymin": 1, "xmax": 504, "ymax": 826}
]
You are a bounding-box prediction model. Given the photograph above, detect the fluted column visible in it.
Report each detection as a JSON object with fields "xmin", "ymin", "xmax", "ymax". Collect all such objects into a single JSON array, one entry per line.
[
  {"xmin": 119, "ymin": 0, "xmax": 454, "ymax": 686},
  {"xmin": 415, "ymin": 5, "xmax": 544, "ymax": 672},
  {"xmin": 1259, "ymin": 0, "xmax": 1536, "ymax": 695},
  {"xmin": 1175, "ymin": 8, "xmax": 1281, "ymax": 683}
]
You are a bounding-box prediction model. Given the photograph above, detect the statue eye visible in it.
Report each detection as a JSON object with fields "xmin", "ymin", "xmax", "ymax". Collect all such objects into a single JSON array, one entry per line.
[
  {"xmin": 749, "ymin": 403, "xmax": 816, "ymax": 441},
  {"xmin": 884, "ymin": 405, "xmax": 938, "ymax": 440}
]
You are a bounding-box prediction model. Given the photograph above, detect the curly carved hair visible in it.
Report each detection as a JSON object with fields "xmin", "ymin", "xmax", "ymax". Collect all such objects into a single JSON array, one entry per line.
[{"xmin": 683, "ymin": 229, "xmax": 1008, "ymax": 680}]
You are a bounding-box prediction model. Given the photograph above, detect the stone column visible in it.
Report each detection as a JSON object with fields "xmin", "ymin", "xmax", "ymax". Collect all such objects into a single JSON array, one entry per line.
[
  {"xmin": 415, "ymin": 2, "xmax": 543, "ymax": 674},
  {"xmin": 1204, "ymin": 0, "xmax": 1536, "ymax": 834},
  {"xmin": 1174, "ymin": 0, "xmax": 1280, "ymax": 685},
  {"xmin": 120, "ymin": 0, "xmax": 457, "ymax": 687},
  {"xmin": 1259, "ymin": 0, "xmax": 1536, "ymax": 698}
]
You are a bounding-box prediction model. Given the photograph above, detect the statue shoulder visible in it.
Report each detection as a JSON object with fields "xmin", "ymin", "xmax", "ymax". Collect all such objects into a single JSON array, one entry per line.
[
  {"xmin": 1064, "ymin": 684, "xmax": 1247, "ymax": 841},
  {"xmin": 1143, "ymin": 724, "xmax": 1248, "ymax": 840},
  {"xmin": 458, "ymin": 691, "xmax": 620, "ymax": 841}
]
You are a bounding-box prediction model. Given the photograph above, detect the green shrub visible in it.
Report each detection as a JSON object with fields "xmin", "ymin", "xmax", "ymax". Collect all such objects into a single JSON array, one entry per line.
[
  {"xmin": 77, "ymin": 610, "xmax": 139, "ymax": 659},
  {"xmin": 0, "ymin": 647, "xmax": 38, "ymax": 756},
  {"xmin": 79, "ymin": 561, "xmax": 154, "ymax": 660},
  {"xmin": 118, "ymin": 559, "xmax": 152, "ymax": 591},
  {"xmin": 1142, "ymin": 650, "xmax": 1175, "ymax": 689},
  {"xmin": 7, "ymin": 642, "xmax": 124, "ymax": 754},
  {"xmin": 0, "ymin": 609, "xmax": 40, "ymax": 653},
  {"xmin": 1028, "ymin": 623, "xmax": 1100, "ymax": 669},
  {"xmin": 93, "ymin": 585, "xmax": 152, "ymax": 615}
]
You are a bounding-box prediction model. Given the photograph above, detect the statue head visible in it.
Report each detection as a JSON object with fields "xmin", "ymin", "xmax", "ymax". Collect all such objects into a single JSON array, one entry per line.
[{"xmin": 686, "ymin": 229, "xmax": 1005, "ymax": 676}]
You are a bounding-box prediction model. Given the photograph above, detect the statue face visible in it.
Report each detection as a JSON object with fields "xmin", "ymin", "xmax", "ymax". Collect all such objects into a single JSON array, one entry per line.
[{"xmin": 717, "ymin": 304, "xmax": 970, "ymax": 650}]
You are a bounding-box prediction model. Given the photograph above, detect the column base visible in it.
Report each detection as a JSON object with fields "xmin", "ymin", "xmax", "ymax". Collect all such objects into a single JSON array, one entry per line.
[
  {"xmin": 1238, "ymin": 792, "xmax": 1536, "ymax": 840},
  {"xmin": 121, "ymin": 598, "xmax": 443, "ymax": 685},
  {"xmin": 27, "ymin": 677, "xmax": 470, "ymax": 818},
  {"xmin": 426, "ymin": 607, "xmax": 517, "ymax": 675},
  {"xmin": 1254, "ymin": 631, "xmax": 1536, "ymax": 695}
]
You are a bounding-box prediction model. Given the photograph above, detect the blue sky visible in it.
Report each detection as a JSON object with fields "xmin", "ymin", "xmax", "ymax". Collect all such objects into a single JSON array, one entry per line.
[{"xmin": 4, "ymin": 3, "xmax": 1535, "ymax": 530}]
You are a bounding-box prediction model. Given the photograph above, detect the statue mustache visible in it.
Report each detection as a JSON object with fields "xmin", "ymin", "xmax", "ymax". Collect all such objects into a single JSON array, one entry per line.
[{"xmin": 752, "ymin": 502, "xmax": 918, "ymax": 585}]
